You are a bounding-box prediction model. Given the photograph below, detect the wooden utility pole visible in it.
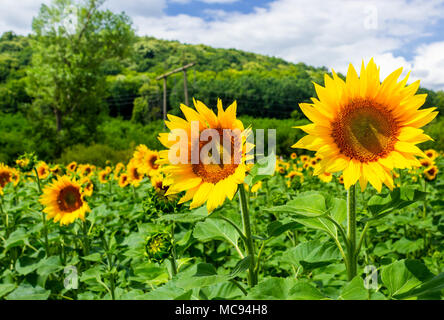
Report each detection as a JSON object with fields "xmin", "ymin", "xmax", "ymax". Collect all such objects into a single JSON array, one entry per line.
[{"xmin": 156, "ymin": 62, "xmax": 195, "ymax": 124}]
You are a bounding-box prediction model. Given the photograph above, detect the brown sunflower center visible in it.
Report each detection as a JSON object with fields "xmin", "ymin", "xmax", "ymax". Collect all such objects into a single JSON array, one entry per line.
[
  {"xmin": 57, "ymin": 186, "xmax": 83, "ymax": 213},
  {"xmin": 149, "ymin": 155, "xmax": 159, "ymax": 170},
  {"xmin": 192, "ymin": 128, "xmax": 241, "ymax": 184},
  {"xmin": 331, "ymin": 98, "xmax": 399, "ymax": 162},
  {"xmin": 426, "ymin": 167, "xmax": 437, "ymax": 176},
  {"xmin": 0, "ymin": 172, "xmax": 11, "ymax": 188}
]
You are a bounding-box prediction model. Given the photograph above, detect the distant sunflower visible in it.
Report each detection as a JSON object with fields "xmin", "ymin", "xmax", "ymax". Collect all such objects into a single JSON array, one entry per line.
[
  {"xmin": 318, "ymin": 172, "xmax": 333, "ymax": 183},
  {"xmin": 419, "ymin": 158, "xmax": 433, "ymax": 168},
  {"xmin": 98, "ymin": 170, "xmax": 111, "ymax": 184},
  {"xmin": 39, "ymin": 176, "xmax": 90, "ymax": 226},
  {"xmin": 133, "ymin": 145, "xmax": 161, "ymax": 177},
  {"xmin": 118, "ymin": 173, "xmax": 130, "ymax": 188},
  {"xmin": 423, "ymin": 165, "xmax": 438, "ymax": 181},
  {"xmin": 158, "ymin": 99, "xmax": 252, "ymax": 213},
  {"xmin": 16, "ymin": 158, "xmax": 30, "ymax": 170},
  {"xmin": 150, "ymin": 174, "xmax": 177, "ymax": 202},
  {"xmin": 300, "ymin": 155, "xmax": 309, "ymax": 163},
  {"xmin": 114, "ymin": 163, "xmax": 125, "ymax": 179},
  {"xmin": 78, "ymin": 164, "xmax": 94, "ymax": 177},
  {"xmin": 80, "ymin": 177, "xmax": 94, "ymax": 197},
  {"xmin": 424, "ymin": 149, "xmax": 438, "ymax": 161},
  {"xmin": 0, "ymin": 164, "xmax": 13, "ymax": 194},
  {"xmin": 67, "ymin": 162, "xmax": 77, "ymax": 172},
  {"xmin": 35, "ymin": 162, "xmax": 50, "ymax": 180},
  {"xmin": 51, "ymin": 165, "xmax": 64, "ymax": 176},
  {"xmin": 290, "ymin": 153, "xmax": 297, "ymax": 160},
  {"xmin": 127, "ymin": 160, "xmax": 144, "ymax": 186},
  {"xmin": 293, "ymin": 59, "xmax": 438, "ymax": 192}
]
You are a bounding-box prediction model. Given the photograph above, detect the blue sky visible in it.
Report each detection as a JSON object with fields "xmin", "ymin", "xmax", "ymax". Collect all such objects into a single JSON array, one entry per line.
[{"xmin": 1, "ymin": 0, "xmax": 444, "ymax": 90}]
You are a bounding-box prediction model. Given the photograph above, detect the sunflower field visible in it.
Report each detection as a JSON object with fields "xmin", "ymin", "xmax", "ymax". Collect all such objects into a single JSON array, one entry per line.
[{"xmin": 0, "ymin": 61, "xmax": 443, "ymax": 301}]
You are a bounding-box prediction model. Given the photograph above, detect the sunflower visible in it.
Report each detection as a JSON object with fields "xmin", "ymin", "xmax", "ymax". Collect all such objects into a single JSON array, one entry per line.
[
  {"xmin": 0, "ymin": 164, "xmax": 13, "ymax": 195},
  {"xmin": 78, "ymin": 164, "xmax": 94, "ymax": 178},
  {"xmin": 157, "ymin": 98, "xmax": 252, "ymax": 213},
  {"xmin": 80, "ymin": 177, "xmax": 94, "ymax": 197},
  {"xmin": 419, "ymin": 158, "xmax": 433, "ymax": 168},
  {"xmin": 338, "ymin": 175, "xmax": 344, "ymax": 185},
  {"xmin": 11, "ymin": 168, "xmax": 20, "ymax": 186},
  {"xmin": 424, "ymin": 149, "xmax": 438, "ymax": 161},
  {"xmin": 150, "ymin": 174, "xmax": 177, "ymax": 202},
  {"xmin": 35, "ymin": 162, "xmax": 50, "ymax": 180},
  {"xmin": 290, "ymin": 152, "xmax": 297, "ymax": 160},
  {"xmin": 250, "ymin": 181, "xmax": 262, "ymax": 193},
  {"xmin": 318, "ymin": 172, "xmax": 333, "ymax": 183},
  {"xmin": 114, "ymin": 162, "xmax": 125, "ymax": 179},
  {"xmin": 39, "ymin": 175, "xmax": 90, "ymax": 226},
  {"xmin": 51, "ymin": 164, "xmax": 64, "ymax": 176},
  {"xmin": 127, "ymin": 160, "xmax": 144, "ymax": 186},
  {"xmin": 133, "ymin": 145, "xmax": 161, "ymax": 177},
  {"xmin": 118, "ymin": 173, "xmax": 130, "ymax": 188},
  {"xmin": 293, "ymin": 59, "xmax": 438, "ymax": 192},
  {"xmin": 16, "ymin": 158, "xmax": 30, "ymax": 170},
  {"xmin": 286, "ymin": 170, "xmax": 303, "ymax": 181},
  {"xmin": 423, "ymin": 165, "xmax": 438, "ymax": 181},
  {"xmin": 98, "ymin": 170, "xmax": 111, "ymax": 184},
  {"xmin": 67, "ymin": 162, "xmax": 77, "ymax": 172}
]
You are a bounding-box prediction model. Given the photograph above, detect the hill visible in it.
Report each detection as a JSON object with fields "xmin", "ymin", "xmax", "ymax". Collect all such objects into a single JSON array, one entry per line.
[{"xmin": 0, "ymin": 32, "xmax": 442, "ymax": 164}]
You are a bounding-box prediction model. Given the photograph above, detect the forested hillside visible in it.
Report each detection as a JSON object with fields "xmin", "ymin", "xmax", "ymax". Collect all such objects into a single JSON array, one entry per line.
[{"xmin": 0, "ymin": 31, "xmax": 443, "ymax": 164}]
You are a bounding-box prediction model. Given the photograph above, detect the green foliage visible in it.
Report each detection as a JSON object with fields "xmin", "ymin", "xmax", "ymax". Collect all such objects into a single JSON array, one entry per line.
[
  {"xmin": 131, "ymin": 81, "xmax": 162, "ymax": 124},
  {"xmin": 0, "ymin": 112, "xmax": 34, "ymax": 164},
  {"xmin": 26, "ymin": 0, "xmax": 136, "ymax": 156},
  {"xmin": 58, "ymin": 143, "xmax": 132, "ymax": 167}
]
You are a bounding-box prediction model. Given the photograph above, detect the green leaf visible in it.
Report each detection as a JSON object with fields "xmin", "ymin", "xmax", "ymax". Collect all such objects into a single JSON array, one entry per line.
[
  {"xmin": 245, "ymin": 150, "xmax": 276, "ymax": 185},
  {"xmin": 6, "ymin": 284, "xmax": 50, "ymax": 300},
  {"xmin": 143, "ymin": 281, "xmax": 187, "ymax": 300},
  {"xmin": 365, "ymin": 187, "xmax": 426, "ymax": 222},
  {"xmin": 81, "ymin": 253, "xmax": 103, "ymax": 262},
  {"xmin": 176, "ymin": 257, "xmax": 251, "ymax": 290},
  {"xmin": 381, "ymin": 260, "xmax": 433, "ymax": 298},
  {"xmin": 338, "ymin": 276, "xmax": 368, "ymax": 300},
  {"xmin": 266, "ymin": 221, "xmax": 301, "ymax": 238},
  {"xmin": 5, "ymin": 228, "xmax": 30, "ymax": 250},
  {"xmin": 247, "ymin": 277, "xmax": 324, "ymax": 300},
  {"xmin": 158, "ymin": 206, "xmax": 208, "ymax": 223},
  {"xmin": 265, "ymin": 192, "xmax": 328, "ymax": 218},
  {"xmin": 0, "ymin": 284, "xmax": 16, "ymax": 298},
  {"xmin": 282, "ymin": 239, "xmax": 341, "ymax": 271},
  {"xmin": 37, "ymin": 256, "xmax": 64, "ymax": 276},
  {"xmin": 15, "ymin": 257, "xmax": 41, "ymax": 275},
  {"xmin": 288, "ymin": 282, "xmax": 326, "ymax": 300},
  {"xmin": 193, "ymin": 218, "xmax": 239, "ymax": 249},
  {"xmin": 229, "ymin": 256, "xmax": 252, "ymax": 278},
  {"xmin": 396, "ymin": 273, "xmax": 444, "ymax": 299},
  {"xmin": 246, "ymin": 277, "xmax": 295, "ymax": 300}
]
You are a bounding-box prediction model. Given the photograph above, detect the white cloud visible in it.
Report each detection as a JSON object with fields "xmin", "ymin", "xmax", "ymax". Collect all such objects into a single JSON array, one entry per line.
[
  {"xmin": 411, "ymin": 42, "xmax": 444, "ymax": 90},
  {"xmin": 133, "ymin": 0, "xmax": 444, "ymax": 90},
  {"xmin": 104, "ymin": 0, "xmax": 166, "ymax": 17},
  {"xmin": 0, "ymin": 0, "xmax": 443, "ymax": 90},
  {"xmin": 0, "ymin": 0, "xmax": 51, "ymax": 35}
]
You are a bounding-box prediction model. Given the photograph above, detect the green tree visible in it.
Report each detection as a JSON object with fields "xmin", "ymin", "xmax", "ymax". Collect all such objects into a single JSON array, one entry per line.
[
  {"xmin": 26, "ymin": 0, "xmax": 135, "ymax": 155},
  {"xmin": 132, "ymin": 81, "xmax": 162, "ymax": 124}
]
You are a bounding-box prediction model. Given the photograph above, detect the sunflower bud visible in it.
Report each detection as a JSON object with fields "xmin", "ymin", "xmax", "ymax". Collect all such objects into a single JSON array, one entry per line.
[
  {"xmin": 145, "ymin": 232, "xmax": 173, "ymax": 263},
  {"xmin": 16, "ymin": 153, "xmax": 37, "ymax": 172}
]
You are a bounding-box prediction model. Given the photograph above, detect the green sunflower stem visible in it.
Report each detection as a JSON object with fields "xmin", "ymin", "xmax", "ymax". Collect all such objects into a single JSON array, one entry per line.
[
  {"xmin": 33, "ymin": 167, "xmax": 42, "ymax": 194},
  {"xmin": 41, "ymin": 212, "xmax": 50, "ymax": 256},
  {"xmin": 101, "ymin": 234, "xmax": 116, "ymax": 300},
  {"xmin": 346, "ymin": 184, "xmax": 357, "ymax": 281},
  {"xmin": 170, "ymin": 222, "xmax": 178, "ymax": 277},
  {"xmin": 239, "ymin": 184, "xmax": 257, "ymax": 287}
]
